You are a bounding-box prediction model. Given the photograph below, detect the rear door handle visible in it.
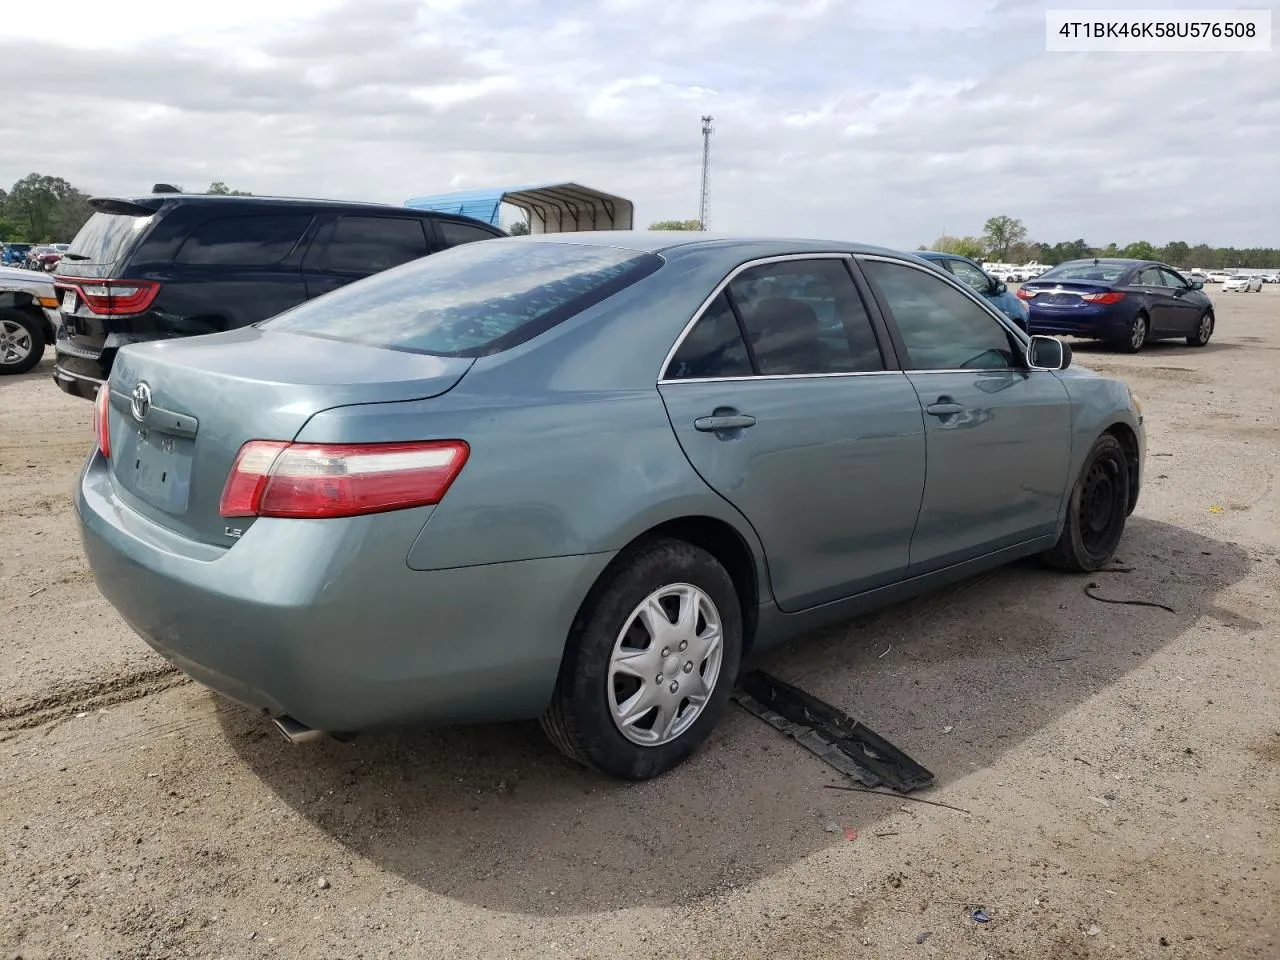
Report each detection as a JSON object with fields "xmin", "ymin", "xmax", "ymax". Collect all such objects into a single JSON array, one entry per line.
[
  {"xmin": 694, "ymin": 414, "xmax": 757, "ymax": 432},
  {"xmin": 925, "ymin": 401, "xmax": 964, "ymax": 417}
]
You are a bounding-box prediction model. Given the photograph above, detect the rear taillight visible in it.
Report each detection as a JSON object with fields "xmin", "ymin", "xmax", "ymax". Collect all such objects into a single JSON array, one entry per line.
[
  {"xmin": 93, "ymin": 385, "xmax": 111, "ymax": 458},
  {"xmin": 1080, "ymin": 291, "xmax": 1125, "ymax": 305},
  {"xmin": 219, "ymin": 440, "xmax": 469, "ymax": 519},
  {"xmin": 1016, "ymin": 287, "xmax": 1037, "ymax": 300},
  {"xmin": 57, "ymin": 279, "xmax": 161, "ymax": 315}
]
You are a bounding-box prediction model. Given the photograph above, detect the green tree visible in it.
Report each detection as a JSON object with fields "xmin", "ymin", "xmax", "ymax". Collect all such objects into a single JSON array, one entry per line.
[
  {"xmin": 929, "ymin": 234, "xmax": 985, "ymax": 259},
  {"xmin": 1161, "ymin": 240, "xmax": 1190, "ymax": 266},
  {"xmin": 206, "ymin": 181, "xmax": 252, "ymax": 196},
  {"xmin": 982, "ymin": 215, "xmax": 1027, "ymax": 260},
  {"xmin": 649, "ymin": 219, "xmax": 703, "ymax": 231},
  {"xmin": 508, "ymin": 220, "xmax": 530, "ymax": 236},
  {"xmin": 5, "ymin": 173, "xmax": 88, "ymax": 241},
  {"xmin": 1122, "ymin": 240, "xmax": 1156, "ymax": 260}
]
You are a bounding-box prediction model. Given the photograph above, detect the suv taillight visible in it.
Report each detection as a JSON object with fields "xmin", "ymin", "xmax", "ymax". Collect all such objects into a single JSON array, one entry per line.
[
  {"xmin": 219, "ymin": 440, "xmax": 470, "ymax": 519},
  {"xmin": 57, "ymin": 279, "xmax": 161, "ymax": 315},
  {"xmin": 93, "ymin": 385, "xmax": 111, "ymax": 458}
]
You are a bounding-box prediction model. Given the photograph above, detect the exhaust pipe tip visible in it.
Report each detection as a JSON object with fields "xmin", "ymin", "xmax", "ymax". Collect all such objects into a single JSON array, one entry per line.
[{"xmin": 271, "ymin": 714, "xmax": 327, "ymax": 745}]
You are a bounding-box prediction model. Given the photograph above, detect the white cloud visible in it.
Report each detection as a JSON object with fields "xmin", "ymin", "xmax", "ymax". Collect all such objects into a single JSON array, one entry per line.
[{"xmin": 0, "ymin": 0, "xmax": 1275, "ymax": 247}]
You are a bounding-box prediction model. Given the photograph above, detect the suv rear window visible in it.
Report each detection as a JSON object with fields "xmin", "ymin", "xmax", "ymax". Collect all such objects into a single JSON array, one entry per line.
[
  {"xmin": 67, "ymin": 212, "xmax": 154, "ymax": 266},
  {"xmin": 175, "ymin": 214, "xmax": 312, "ymax": 266},
  {"xmin": 263, "ymin": 240, "xmax": 662, "ymax": 358}
]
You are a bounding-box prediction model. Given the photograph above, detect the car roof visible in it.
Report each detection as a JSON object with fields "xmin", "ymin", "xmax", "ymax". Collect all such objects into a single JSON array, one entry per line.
[
  {"xmin": 499, "ymin": 230, "xmax": 915, "ymax": 258},
  {"xmin": 97, "ymin": 193, "xmax": 490, "ymax": 219}
]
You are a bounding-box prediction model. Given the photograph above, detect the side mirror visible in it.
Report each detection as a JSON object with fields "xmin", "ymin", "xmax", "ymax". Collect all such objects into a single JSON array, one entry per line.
[
  {"xmin": 1191, "ymin": 280, "xmax": 1204, "ymax": 290},
  {"xmin": 1028, "ymin": 334, "xmax": 1070, "ymax": 370}
]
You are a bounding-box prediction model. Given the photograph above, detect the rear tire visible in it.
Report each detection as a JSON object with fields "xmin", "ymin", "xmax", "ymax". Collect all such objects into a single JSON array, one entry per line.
[
  {"xmin": 0, "ymin": 308, "xmax": 43, "ymax": 375},
  {"xmin": 1042, "ymin": 434, "xmax": 1131, "ymax": 573},
  {"xmin": 540, "ymin": 537, "xmax": 743, "ymax": 780},
  {"xmin": 1115, "ymin": 313, "xmax": 1148, "ymax": 354},
  {"xmin": 1186, "ymin": 311, "xmax": 1214, "ymax": 347}
]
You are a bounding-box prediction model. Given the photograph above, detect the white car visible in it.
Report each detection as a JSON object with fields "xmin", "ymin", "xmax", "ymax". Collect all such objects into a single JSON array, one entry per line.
[
  {"xmin": 1205, "ymin": 271, "xmax": 1232, "ymax": 284},
  {"xmin": 0, "ymin": 264, "xmax": 60, "ymax": 375},
  {"xmin": 1222, "ymin": 275, "xmax": 1263, "ymax": 293}
]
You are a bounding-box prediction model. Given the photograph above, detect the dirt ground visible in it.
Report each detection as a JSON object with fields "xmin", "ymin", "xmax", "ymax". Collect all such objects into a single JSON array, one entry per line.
[{"xmin": 3, "ymin": 292, "xmax": 1278, "ymax": 960}]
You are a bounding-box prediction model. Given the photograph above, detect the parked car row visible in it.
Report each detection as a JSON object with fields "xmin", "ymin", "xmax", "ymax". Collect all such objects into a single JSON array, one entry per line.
[{"xmin": 1, "ymin": 242, "xmax": 70, "ymax": 271}]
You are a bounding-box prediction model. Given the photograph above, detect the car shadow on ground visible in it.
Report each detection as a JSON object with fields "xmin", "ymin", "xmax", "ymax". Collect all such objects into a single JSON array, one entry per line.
[
  {"xmin": 220, "ymin": 517, "xmax": 1255, "ymax": 917},
  {"xmin": 0, "ymin": 354, "xmax": 58, "ymax": 391}
]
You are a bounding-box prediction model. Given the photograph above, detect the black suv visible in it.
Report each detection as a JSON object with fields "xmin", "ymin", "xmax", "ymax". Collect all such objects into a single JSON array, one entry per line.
[{"xmin": 52, "ymin": 193, "xmax": 505, "ymax": 399}]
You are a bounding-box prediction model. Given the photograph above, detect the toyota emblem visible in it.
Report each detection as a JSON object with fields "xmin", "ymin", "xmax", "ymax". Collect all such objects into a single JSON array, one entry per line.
[{"xmin": 130, "ymin": 381, "xmax": 152, "ymax": 422}]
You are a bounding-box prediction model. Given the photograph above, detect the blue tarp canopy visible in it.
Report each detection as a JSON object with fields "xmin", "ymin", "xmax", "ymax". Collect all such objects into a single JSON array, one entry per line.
[{"xmin": 404, "ymin": 182, "xmax": 634, "ymax": 233}]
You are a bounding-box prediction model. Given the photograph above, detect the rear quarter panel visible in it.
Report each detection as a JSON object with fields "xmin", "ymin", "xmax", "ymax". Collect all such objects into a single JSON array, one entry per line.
[{"xmin": 291, "ymin": 249, "xmax": 778, "ymax": 593}]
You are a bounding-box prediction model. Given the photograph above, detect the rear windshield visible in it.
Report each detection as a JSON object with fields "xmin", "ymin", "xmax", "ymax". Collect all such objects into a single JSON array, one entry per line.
[
  {"xmin": 67, "ymin": 212, "xmax": 154, "ymax": 266},
  {"xmin": 1038, "ymin": 263, "xmax": 1129, "ymax": 283},
  {"xmin": 262, "ymin": 240, "xmax": 663, "ymax": 358}
]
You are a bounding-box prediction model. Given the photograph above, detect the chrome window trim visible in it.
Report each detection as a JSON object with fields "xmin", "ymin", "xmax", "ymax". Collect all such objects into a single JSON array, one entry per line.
[
  {"xmin": 854, "ymin": 253, "xmax": 1056, "ymax": 374},
  {"xmin": 656, "ymin": 252, "xmax": 869, "ymax": 383},
  {"xmin": 660, "ymin": 370, "xmax": 905, "ymax": 386}
]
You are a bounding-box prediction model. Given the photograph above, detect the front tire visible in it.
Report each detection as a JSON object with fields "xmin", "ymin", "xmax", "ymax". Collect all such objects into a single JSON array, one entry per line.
[
  {"xmin": 1187, "ymin": 311, "xmax": 1214, "ymax": 347},
  {"xmin": 0, "ymin": 308, "xmax": 43, "ymax": 375},
  {"xmin": 541, "ymin": 537, "xmax": 743, "ymax": 780},
  {"xmin": 1042, "ymin": 434, "xmax": 1131, "ymax": 572},
  {"xmin": 1116, "ymin": 313, "xmax": 1148, "ymax": 354}
]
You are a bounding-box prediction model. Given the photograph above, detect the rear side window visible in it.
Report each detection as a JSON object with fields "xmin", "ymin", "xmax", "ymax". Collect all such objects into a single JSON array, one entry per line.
[
  {"xmin": 67, "ymin": 212, "xmax": 154, "ymax": 266},
  {"xmin": 263, "ymin": 240, "xmax": 663, "ymax": 358},
  {"xmin": 322, "ymin": 216, "xmax": 430, "ymax": 274},
  {"xmin": 175, "ymin": 214, "xmax": 312, "ymax": 266},
  {"xmin": 438, "ymin": 220, "xmax": 498, "ymax": 248},
  {"xmin": 666, "ymin": 293, "xmax": 752, "ymax": 379},
  {"xmin": 728, "ymin": 259, "xmax": 885, "ymax": 375}
]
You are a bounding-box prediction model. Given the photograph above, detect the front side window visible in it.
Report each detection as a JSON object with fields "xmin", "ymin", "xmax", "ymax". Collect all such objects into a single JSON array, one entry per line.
[
  {"xmin": 947, "ymin": 259, "xmax": 992, "ymax": 293},
  {"xmin": 265, "ymin": 239, "xmax": 662, "ymax": 358},
  {"xmin": 322, "ymin": 216, "xmax": 430, "ymax": 274},
  {"xmin": 861, "ymin": 259, "xmax": 1019, "ymax": 371},
  {"xmin": 1159, "ymin": 267, "xmax": 1188, "ymax": 287}
]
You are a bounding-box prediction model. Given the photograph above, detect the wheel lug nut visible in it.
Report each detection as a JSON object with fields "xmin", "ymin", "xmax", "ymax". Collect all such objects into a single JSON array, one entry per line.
[
  {"xmin": 661, "ymin": 647, "xmax": 669, "ymax": 657},
  {"xmin": 669, "ymin": 682, "xmax": 678, "ymax": 693},
  {"xmin": 683, "ymin": 661, "xmax": 693, "ymax": 673},
  {"xmin": 679, "ymin": 640, "xmax": 687, "ymax": 651},
  {"xmin": 655, "ymin": 674, "xmax": 664, "ymax": 683}
]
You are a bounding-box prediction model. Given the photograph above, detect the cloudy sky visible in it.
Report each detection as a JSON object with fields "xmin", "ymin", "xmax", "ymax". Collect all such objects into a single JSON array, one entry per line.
[{"xmin": 1, "ymin": 0, "xmax": 1276, "ymax": 247}]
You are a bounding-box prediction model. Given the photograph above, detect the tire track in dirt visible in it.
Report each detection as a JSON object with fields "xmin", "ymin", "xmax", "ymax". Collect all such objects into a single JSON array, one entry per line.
[{"xmin": 0, "ymin": 665, "xmax": 189, "ymax": 735}]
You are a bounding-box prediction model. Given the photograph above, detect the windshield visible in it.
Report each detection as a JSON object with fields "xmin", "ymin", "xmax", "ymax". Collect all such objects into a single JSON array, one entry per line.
[
  {"xmin": 67, "ymin": 212, "xmax": 154, "ymax": 266},
  {"xmin": 263, "ymin": 240, "xmax": 663, "ymax": 358},
  {"xmin": 1037, "ymin": 262, "xmax": 1129, "ymax": 283}
]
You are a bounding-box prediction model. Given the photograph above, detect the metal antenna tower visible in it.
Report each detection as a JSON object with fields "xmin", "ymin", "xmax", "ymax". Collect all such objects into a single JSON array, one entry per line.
[{"xmin": 699, "ymin": 115, "xmax": 713, "ymax": 231}]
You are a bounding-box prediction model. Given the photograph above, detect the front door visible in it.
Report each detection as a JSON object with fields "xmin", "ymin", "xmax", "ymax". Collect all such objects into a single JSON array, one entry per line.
[
  {"xmin": 658, "ymin": 256, "xmax": 927, "ymax": 612},
  {"xmin": 1159, "ymin": 267, "xmax": 1204, "ymax": 334},
  {"xmin": 857, "ymin": 256, "xmax": 1073, "ymax": 576}
]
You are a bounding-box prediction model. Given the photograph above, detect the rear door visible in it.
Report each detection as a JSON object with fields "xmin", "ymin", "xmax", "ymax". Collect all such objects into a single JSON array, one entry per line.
[
  {"xmin": 658, "ymin": 255, "xmax": 927, "ymax": 612},
  {"xmin": 302, "ymin": 214, "xmax": 433, "ymax": 299},
  {"xmin": 858, "ymin": 255, "xmax": 1072, "ymax": 576}
]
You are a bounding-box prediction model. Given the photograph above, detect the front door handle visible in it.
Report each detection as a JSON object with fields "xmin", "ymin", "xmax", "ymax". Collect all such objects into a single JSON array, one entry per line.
[
  {"xmin": 925, "ymin": 400, "xmax": 965, "ymax": 417},
  {"xmin": 694, "ymin": 413, "xmax": 757, "ymax": 432}
]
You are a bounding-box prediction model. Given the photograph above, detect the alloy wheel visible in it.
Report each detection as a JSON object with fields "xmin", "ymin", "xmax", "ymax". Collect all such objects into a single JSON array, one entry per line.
[{"xmin": 0, "ymin": 318, "xmax": 33, "ymax": 366}]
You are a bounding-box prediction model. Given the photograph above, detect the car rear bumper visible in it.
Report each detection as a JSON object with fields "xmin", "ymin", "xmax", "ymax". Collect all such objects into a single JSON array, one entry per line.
[
  {"xmin": 1027, "ymin": 306, "xmax": 1131, "ymax": 339},
  {"xmin": 75, "ymin": 451, "xmax": 614, "ymax": 732}
]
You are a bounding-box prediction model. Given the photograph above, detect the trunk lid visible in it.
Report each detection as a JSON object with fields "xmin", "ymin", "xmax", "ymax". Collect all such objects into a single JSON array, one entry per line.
[
  {"xmin": 1020, "ymin": 281, "xmax": 1114, "ymax": 308},
  {"xmin": 104, "ymin": 327, "xmax": 473, "ymax": 545}
]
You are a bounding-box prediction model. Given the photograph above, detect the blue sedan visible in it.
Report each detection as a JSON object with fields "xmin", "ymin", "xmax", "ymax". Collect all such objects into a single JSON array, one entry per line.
[
  {"xmin": 1018, "ymin": 258, "xmax": 1215, "ymax": 353},
  {"xmin": 915, "ymin": 251, "xmax": 1029, "ymax": 330},
  {"xmin": 76, "ymin": 233, "xmax": 1145, "ymax": 780}
]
